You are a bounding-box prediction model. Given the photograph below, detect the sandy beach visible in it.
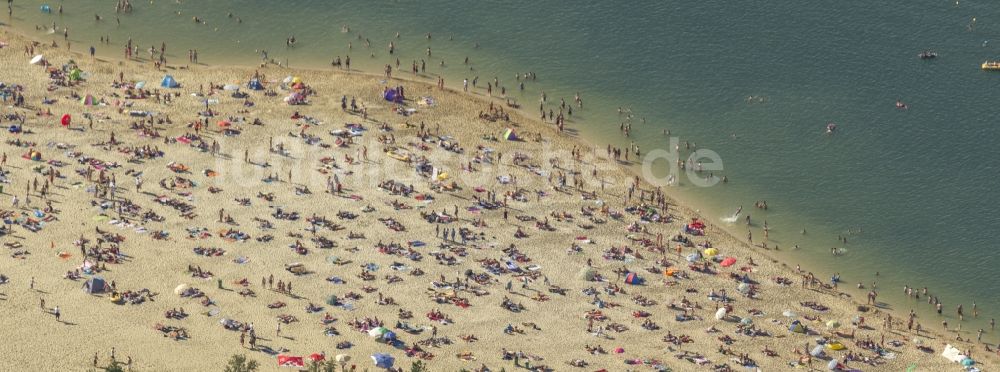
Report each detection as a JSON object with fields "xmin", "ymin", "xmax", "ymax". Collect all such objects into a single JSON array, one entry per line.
[{"xmin": 0, "ymin": 26, "xmax": 995, "ymax": 372}]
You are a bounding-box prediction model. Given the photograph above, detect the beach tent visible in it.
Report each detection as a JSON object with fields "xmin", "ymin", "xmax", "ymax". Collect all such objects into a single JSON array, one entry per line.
[
  {"xmin": 160, "ymin": 75, "xmax": 179, "ymax": 88},
  {"xmin": 686, "ymin": 253, "xmax": 700, "ymax": 263},
  {"xmin": 826, "ymin": 341, "xmax": 846, "ymax": 350},
  {"xmin": 371, "ymin": 353, "xmax": 394, "ymax": 369},
  {"xmin": 174, "ymin": 284, "xmax": 190, "ymax": 295},
  {"xmin": 789, "ymin": 320, "xmax": 807, "ymax": 333},
  {"xmin": 83, "ymin": 277, "xmax": 109, "ymax": 293},
  {"xmin": 827, "ymin": 359, "xmax": 839, "ymax": 371},
  {"xmin": 40, "ymin": 5, "xmax": 52, "ymax": 13},
  {"xmin": 247, "ymin": 79, "xmax": 264, "ymax": 90},
  {"xmin": 368, "ymin": 326, "xmax": 389, "ymax": 338},
  {"xmin": 810, "ymin": 345, "xmax": 826, "ymax": 357},
  {"xmin": 277, "ymin": 355, "xmax": 304, "ymax": 368},
  {"xmin": 503, "ymin": 128, "xmax": 518, "ymax": 141},
  {"xmin": 81, "ymin": 94, "xmax": 96, "ymax": 106},
  {"xmin": 623, "ymin": 272, "xmax": 642, "ymax": 285},
  {"xmin": 383, "ymin": 88, "xmax": 402, "ymax": 103},
  {"xmin": 69, "ymin": 68, "xmax": 83, "ymax": 81},
  {"xmin": 382, "ymin": 331, "xmax": 397, "ymax": 342},
  {"xmin": 720, "ymin": 257, "xmax": 737, "ymax": 267}
]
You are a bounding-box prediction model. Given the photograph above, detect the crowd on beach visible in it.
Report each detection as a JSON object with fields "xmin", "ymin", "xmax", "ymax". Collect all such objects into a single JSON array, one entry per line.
[{"xmin": 0, "ymin": 3, "xmax": 996, "ymax": 372}]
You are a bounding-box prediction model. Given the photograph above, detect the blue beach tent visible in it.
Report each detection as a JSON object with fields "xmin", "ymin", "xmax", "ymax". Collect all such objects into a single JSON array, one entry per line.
[{"xmin": 161, "ymin": 75, "xmax": 180, "ymax": 88}]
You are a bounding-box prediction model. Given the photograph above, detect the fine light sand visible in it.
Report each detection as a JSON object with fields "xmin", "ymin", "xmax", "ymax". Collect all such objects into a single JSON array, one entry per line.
[{"xmin": 0, "ymin": 29, "xmax": 995, "ymax": 372}]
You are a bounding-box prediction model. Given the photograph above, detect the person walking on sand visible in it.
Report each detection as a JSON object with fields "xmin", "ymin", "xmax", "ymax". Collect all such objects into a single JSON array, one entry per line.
[{"xmin": 53, "ymin": 306, "xmax": 61, "ymax": 321}]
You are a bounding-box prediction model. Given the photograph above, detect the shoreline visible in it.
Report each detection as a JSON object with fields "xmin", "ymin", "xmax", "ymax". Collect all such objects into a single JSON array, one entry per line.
[
  {"xmin": 5, "ymin": 0, "xmax": 999, "ymax": 335},
  {"xmin": 0, "ymin": 20, "xmax": 996, "ymax": 371}
]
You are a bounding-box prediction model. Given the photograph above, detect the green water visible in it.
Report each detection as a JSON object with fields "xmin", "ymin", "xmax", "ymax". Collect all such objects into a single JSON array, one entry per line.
[{"xmin": 6, "ymin": 0, "xmax": 999, "ymax": 338}]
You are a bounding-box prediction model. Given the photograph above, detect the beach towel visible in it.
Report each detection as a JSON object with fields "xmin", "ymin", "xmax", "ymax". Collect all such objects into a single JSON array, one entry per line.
[{"xmin": 277, "ymin": 355, "xmax": 304, "ymax": 368}]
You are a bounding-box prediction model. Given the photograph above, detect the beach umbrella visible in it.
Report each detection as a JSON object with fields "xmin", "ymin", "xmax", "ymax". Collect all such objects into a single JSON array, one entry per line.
[
  {"xmin": 577, "ymin": 267, "xmax": 597, "ymax": 281},
  {"xmin": 371, "ymin": 353, "xmax": 394, "ymax": 369},
  {"xmin": 282, "ymin": 76, "xmax": 294, "ymax": 84},
  {"xmin": 291, "ymin": 76, "xmax": 302, "ymax": 84},
  {"xmin": 703, "ymin": 248, "xmax": 718, "ymax": 257},
  {"xmin": 60, "ymin": 114, "xmax": 71, "ymax": 127},
  {"xmin": 382, "ymin": 331, "xmax": 397, "ymax": 342},
  {"xmin": 217, "ymin": 120, "xmax": 231, "ymax": 128},
  {"xmin": 720, "ymin": 257, "xmax": 737, "ymax": 267},
  {"xmin": 335, "ymin": 354, "xmax": 350, "ymax": 364},
  {"xmin": 614, "ymin": 347, "xmax": 625, "ymax": 354},
  {"xmin": 173, "ymin": 284, "xmax": 189, "ymax": 295},
  {"xmin": 308, "ymin": 353, "xmax": 325, "ymax": 362},
  {"xmin": 81, "ymin": 94, "xmax": 96, "ymax": 106},
  {"xmin": 740, "ymin": 317, "xmax": 753, "ymax": 325},
  {"xmin": 686, "ymin": 253, "xmax": 699, "ymax": 263},
  {"xmin": 782, "ymin": 310, "xmax": 797, "ymax": 317},
  {"xmin": 135, "ymin": 81, "xmax": 146, "ymax": 89},
  {"xmin": 714, "ymin": 307, "xmax": 727, "ymax": 320},
  {"xmin": 223, "ymin": 84, "xmax": 240, "ymax": 91},
  {"xmin": 826, "ymin": 320, "xmax": 841, "ymax": 329},
  {"xmin": 961, "ymin": 358, "xmax": 976, "ymax": 367},
  {"xmin": 30, "ymin": 55, "xmax": 44, "ymax": 65},
  {"xmin": 912, "ymin": 338, "xmax": 923, "ymax": 345}
]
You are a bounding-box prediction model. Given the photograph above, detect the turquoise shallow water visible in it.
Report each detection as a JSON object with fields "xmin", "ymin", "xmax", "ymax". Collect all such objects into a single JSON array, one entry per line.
[{"xmin": 5, "ymin": 0, "xmax": 1000, "ymax": 337}]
